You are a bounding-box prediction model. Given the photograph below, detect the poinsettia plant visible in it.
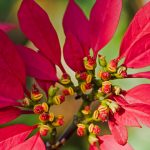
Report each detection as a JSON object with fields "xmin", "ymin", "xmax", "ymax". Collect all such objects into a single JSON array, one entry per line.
[{"xmin": 0, "ymin": 0, "xmax": 150, "ymax": 149}]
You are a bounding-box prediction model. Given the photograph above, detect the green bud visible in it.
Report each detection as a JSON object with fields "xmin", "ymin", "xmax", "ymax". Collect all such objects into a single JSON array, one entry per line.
[
  {"xmin": 98, "ymin": 55, "xmax": 107, "ymax": 67},
  {"xmin": 48, "ymin": 86, "xmax": 59, "ymax": 97}
]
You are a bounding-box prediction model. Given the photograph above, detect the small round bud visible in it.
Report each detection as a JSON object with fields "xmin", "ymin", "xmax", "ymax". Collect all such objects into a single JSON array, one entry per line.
[
  {"xmin": 33, "ymin": 104, "xmax": 44, "ymax": 114},
  {"xmin": 60, "ymin": 73, "xmax": 71, "ymax": 85},
  {"xmin": 84, "ymin": 56, "xmax": 96, "ymax": 70},
  {"xmin": 102, "ymin": 81, "xmax": 112, "ymax": 94},
  {"xmin": 77, "ymin": 124, "xmax": 86, "ymax": 136},
  {"xmin": 107, "ymin": 59, "xmax": 118, "ymax": 73},
  {"xmin": 42, "ymin": 102, "xmax": 49, "ymax": 112},
  {"xmin": 80, "ymin": 82, "xmax": 92, "ymax": 94},
  {"xmin": 31, "ymin": 84, "xmax": 43, "ymax": 101},
  {"xmin": 81, "ymin": 106, "xmax": 90, "ymax": 115},
  {"xmin": 39, "ymin": 125, "xmax": 51, "ymax": 136},
  {"xmin": 63, "ymin": 87, "xmax": 74, "ymax": 96},
  {"xmin": 53, "ymin": 95, "xmax": 65, "ymax": 105},
  {"xmin": 98, "ymin": 71, "xmax": 111, "ymax": 81},
  {"xmin": 116, "ymin": 66, "xmax": 127, "ymax": 78},
  {"xmin": 52, "ymin": 115, "xmax": 64, "ymax": 127},
  {"xmin": 22, "ymin": 97, "xmax": 30, "ymax": 106},
  {"xmin": 49, "ymin": 112, "xmax": 55, "ymax": 122},
  {"xmin": 39, "ymin": 113, "xmax": 49, "ymax": 122}
]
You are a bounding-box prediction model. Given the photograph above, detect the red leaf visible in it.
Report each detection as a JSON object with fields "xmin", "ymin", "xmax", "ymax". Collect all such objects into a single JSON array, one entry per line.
[
  {"xmin": 100, "ymin": 135, "xmax": 133, "ymax": 150},
  {"xmin": 36, "ymin": 79, "xmax": 54, "ymax": 93},
  {"xmin": 11, "ymin": 133, "xmax": 45, "ymax": 150},
  {"xmin": 63, "ymin": 0, "xmax": 89, "ymax": 56},
  {"xmin": 114, "ymin": 108, "xmax": 141, "ymax": 128},
  {"xmin": 18, "ymin": 0, "xmax": 61, "ymax": 67},
  {"xmin": 17, "ymin": 46, "xmax": 58, "ymax": 82},
  {"xmin": 120, "ymin": 2, "xmax": 150, "ymax": 58},
  {"xmin": 0, "ymin": 30, "xmax": 25, "ymax": 100},
  {"xmin": 113, "ymin": 95, "xmax": 128, "ymax": 106},
  {"xmin": 0, "ymin": 96, "xmax": 20, "ymax": 108},
  {"xmin": 124, "ymin": 103, "xmax": 150, "ymax": 127},
  {"xmin": 124, "ymin": 103, "xmax": 150, "ymax": 117},
  {"xmin": 0, "ymin": 124, "xmax": 34, "ymax": 149},
  {"xmin": 90, "ymin": 0, "xmax": 122, "ymax": 54},
  {"xmin": 0, "ymin": 23, "xmax": 16, "ymax": 32},
  {"xmin": 108, "ymin": 119, "xmax": 128, "ymax": 145},
  {"xmin": 63, "ymin": 32, "xmax": 85, "ymax": 72},
  {"xmin": 125, "ymin": 84, "xmax": 150, "ymax": 104},
  {"xmin": 0, "ymin": 107, "xmax": 22, "ymax": 124},
  {"xmin": 124, "ymin": 35, "xmax": 150, "ymax": 68},
  {"xmin": 130, "ymin": 71, "xmax": 150, "ymax": 79}
]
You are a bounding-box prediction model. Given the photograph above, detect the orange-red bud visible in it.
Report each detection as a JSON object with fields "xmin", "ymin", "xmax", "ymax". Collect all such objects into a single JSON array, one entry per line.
[
  {"xmin": 77, "ymin": 124, "xmax": 86, "ymax": 136},
  {"xmin": 39, "ymin": 113, "xmax": 49, "ymax": 122},
  {"xmin": 33, "ymin": 104, "xmax": 44, "ymax": 114}
]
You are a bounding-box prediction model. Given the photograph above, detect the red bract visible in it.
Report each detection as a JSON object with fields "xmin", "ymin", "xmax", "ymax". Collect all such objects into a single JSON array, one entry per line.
[
  {"xmin": 0, "ymin": 30, "xmax": 30, "ymax": 124},
  {"xmin": 63, "ymin": 0, "xmax": 150, "ymax": 77},
  {"xmin": 89, "ymin": 135, "xmax": 133, "ymax": 150},
  {"xmin": 0, "ymin": 124, "xmax": 45, "ymax": 150},
  {"xmin": 109, "ymin": 95, "xmax": 150, "ymax": 145},
  {"xmin": 63, "ymin": 0, "xmax": 122, "ymax": 72},
  {"xmin": 17, "ymin": 0, "xmax": 66, "ymax": 91}
]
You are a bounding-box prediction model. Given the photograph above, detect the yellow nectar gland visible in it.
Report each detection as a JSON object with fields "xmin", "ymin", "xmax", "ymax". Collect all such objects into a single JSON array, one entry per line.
[{"xmin": 31, "ymin": 92, "xmax": 43, "ymax": 101}]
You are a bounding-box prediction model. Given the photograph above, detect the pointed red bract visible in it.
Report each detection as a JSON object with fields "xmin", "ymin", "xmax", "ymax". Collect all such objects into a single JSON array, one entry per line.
[
  {"xmin": 36, "ymin": 79, "xmax": 55, "ymax": 93},
  {"xmin": 17, "ymin": 46, "xmax": 58, "ymax": 82},
  {"xmin": 0, "ymin": 96, "xmax": 20, "ymax": 108},
  {"xmin": 124, "ymin": 35, "xmax": 150, "ymax": 68},
  {"xmin": 0, "ymin": 23, "xmax": 16, "ymax": 32},
  {"xmin": 123, "ymin": 103, "xmax": 150, "ymax": 127},
  {"xmin": 108, "ymin": 119, "xmax": 128, "ymax": 145},
  {"xmin": 18, "ymin": 0, "xmax": 61, "ymax": 67},
  {"xmin": 11, "ymin": 133, "xmax": 46, "ymax": 150},
  {"xmin": 114, "ymin": 108, "xmax": 141, "ymax": 128},
  {"xmin": 90, "ymin": 0, "xmax": 122, "ymax": 54},
  {"xmin": 100, "ymin": 135, "xmax": 133, "ymax": 150},
  {"xmin": 63, "ymin": 0, "xmax": 89, "ymax": 55},
  {"xmin": 0, "ymin": 124, "xmax": 34, "ymax": 149},
  {"xmin": 0, "ymin": 30, "xmax": 25, "ymax": 100},
  {"xmin": 125, "ymin": 84, "xmax": 150, "ymax": 104},
  {"xmin": 130, "ymin": 71, "xmax": 150, "ymax": 79},
  {"xmin": 120, "ymin": 2, "xmax": 150, "ymax": 58},
  {"xmin": 0, "ymin": 107, "xmax": 22, "ymax": 124},
  {"xmin": 63, "ymin": 33, "xmax": 85, "ymax": 72}
]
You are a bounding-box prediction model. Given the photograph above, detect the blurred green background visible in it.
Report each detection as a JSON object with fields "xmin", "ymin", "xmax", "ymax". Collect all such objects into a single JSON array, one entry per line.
[{"xmin": 1, "ymin": 0, "xmax": 150, "ymax": 149}]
